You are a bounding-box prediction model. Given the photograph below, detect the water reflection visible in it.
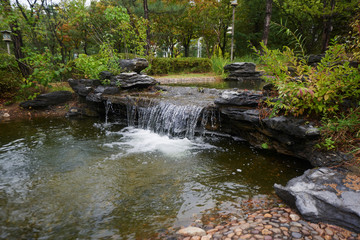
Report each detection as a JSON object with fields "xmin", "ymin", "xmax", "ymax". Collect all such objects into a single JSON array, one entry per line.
[{"xmin": 0, "ymin": 118, "xmax": 310, "ymax": 239}]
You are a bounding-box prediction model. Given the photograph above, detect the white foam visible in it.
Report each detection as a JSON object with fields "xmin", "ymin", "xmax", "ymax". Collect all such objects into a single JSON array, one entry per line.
[{"xmin": 104, "ymin": 127, "xmax": 216, "ymax": 158}]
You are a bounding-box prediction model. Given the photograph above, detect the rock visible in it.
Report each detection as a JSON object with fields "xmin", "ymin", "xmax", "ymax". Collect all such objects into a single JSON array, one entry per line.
[
  {"xmin": 20, "ymin": 91, "xmax": 73, "ymax": 109},
  {"xmin": 66, "ymin": 107, "xmax": 82, "ymax": 117},
  {"xmin": 111, "ymin": 72, "xmax": 158, "ymax": 89},
  {"xmin": 177, "ymin": 227, "xmax": 206, "ymax": 237},
  {"xmin": 307, "ymin": 54, "xmax": 325, "ymax": 66},
  {"xmin": 214, "ymin": 90, "xmax": 263, "ymax": 107},
  {"xmin": 274, "ymin": 167, "xmax": 360, "ymax": 233},
  {"xmin": 119, "ymin": 58, "xmax": 149, "ymax": 73},
  {"xmin": 262, "ymin": 116, "xmax": 320, "ymax": 138},
  {"xmin": 68, "ymin": 78, "xmax": 97, "ymax": 97},
  {"xmin": 291, "ymin": 232, "xmax": 303, "ymax": 239},
  {"xmin": 224, "ymin": 62, "xmax": 262, "ymax": 81},
  {"xmin": 99, "ymin": 71, "xmax": 113, "ymax": 80},
  {"xmin": 289, "ymin": 214, "xmax": 300, "ymax": 222},
  {"xmin": 224, "ymin": 62, "xmax": 256, "ymax": 72}
]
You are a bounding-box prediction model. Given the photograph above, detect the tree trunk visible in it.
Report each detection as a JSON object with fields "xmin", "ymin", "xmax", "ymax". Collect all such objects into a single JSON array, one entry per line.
[
  {"xmin": 321, "ymin": 0, "xmax": 335, "ymax": 53},
  {"xmin": 262, "ymin": 0, "xmax": 273, "ymax": 47},
  {"xmin": 10, "ymin": 25, "xmax": 31, "ymax": 78},
  {"xmin": 143, "ymin": 0, "xmax": 151, "ymax": 55},
  {"xmin": 1, "ymin": 0, "xmax": 30, "ymax": 78}
]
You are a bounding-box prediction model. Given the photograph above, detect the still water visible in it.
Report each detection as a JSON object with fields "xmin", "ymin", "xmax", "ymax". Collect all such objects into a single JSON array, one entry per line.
[
  {"xmin": 0, "ymin": 118, "xmax": 309, "ymax": 239},
  {"xmin": 167, "ymin": 79, "xmax": 266, "ymax": 90}
]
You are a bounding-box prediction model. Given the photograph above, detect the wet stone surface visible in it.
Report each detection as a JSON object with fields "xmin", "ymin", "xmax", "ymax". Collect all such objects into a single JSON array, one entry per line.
[{"xmin": 159, "ymin": 207, "xmax": 360, "ymax": 240}]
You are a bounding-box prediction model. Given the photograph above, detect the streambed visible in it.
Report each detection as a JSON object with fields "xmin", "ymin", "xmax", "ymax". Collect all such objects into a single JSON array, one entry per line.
[{"xmin": 0, "ymin": 118, "xmax": 310, "ymax": 239}]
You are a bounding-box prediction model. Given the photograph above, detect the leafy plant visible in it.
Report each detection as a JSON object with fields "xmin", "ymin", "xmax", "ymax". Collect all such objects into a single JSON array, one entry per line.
[
  {"xmin": 20, "ymin": 48, "xmax": 69, "ymax": 99},
  {"xmin": 258, "ymin": 42, "xmax": 360, "ymax": 117},
  {"xmin": 0, "ymin": 53, "xmax": 22, "ymax": 95},
  {"xmin": 74, "ymin": 43, "xmax": 122, "ymax": 79},
  {"xmin": 211, "ymin": 47, "xmax": 230, "ymax": 77},
  {"xmin": 317, "ymin": 107, "xmax": 360, "ymax": 151},
  {"xmin": 270, "ymin": 20, "xmax": 307, "ymax": 57}
]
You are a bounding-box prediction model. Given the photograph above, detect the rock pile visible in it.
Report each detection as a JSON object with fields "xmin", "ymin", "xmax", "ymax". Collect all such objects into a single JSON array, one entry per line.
[{"xmin": 224, "ymin": 62, "xmax": 262, "ymax": 81}]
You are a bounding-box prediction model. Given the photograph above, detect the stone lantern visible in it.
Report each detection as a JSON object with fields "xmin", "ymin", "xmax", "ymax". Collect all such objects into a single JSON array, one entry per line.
[{"xmin": 1, "ymin": 30, "xmax": 12, "ymax": 54}]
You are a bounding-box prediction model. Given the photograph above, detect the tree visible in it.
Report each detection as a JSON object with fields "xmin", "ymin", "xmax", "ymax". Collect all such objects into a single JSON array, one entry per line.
[
  {"xmin": 273, "ymin": 0, "xmax": 359, "ymax": 53},
  {"xmin": 0, "ymin": 0, "xmax": 30, "ymax": 77},
  {"xmin": 262, "ymin": 0, "xmax": 273, "ymax": 47}
]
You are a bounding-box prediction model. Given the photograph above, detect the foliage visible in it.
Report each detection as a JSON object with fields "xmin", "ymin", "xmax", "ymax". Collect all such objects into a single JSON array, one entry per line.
[
  {"xmin": 258, "ymin": 42, "xmax": 360, "ymax": 117},
  {"xmin": 270, "ymin": 20, "xmax": 306, "ymax": 56},
  {"xmin": 347, "ymin": 13, "xmax": 360, "ymax": 61},
  {"xmin": 148, "ymin": 57, "xmax": 212, "ymax": 75},
  {"xmin": 211, "ymin": 56, "xmax": 230, "ymax": 78},
  {"xmin": 20, "ymin": 48, "xmax": 69, "ymax": 99},
  {"xmin": 317, "ymin": 107, "xmax": 360, "ymax": 151},
  {"xmin": 233, "ymin": 54, "xmax": 261, "ymax": 65},
  {"xmin": 74, "ymin": 43, "xmax": 122, "ymax": 79},
  {"xmin": 0, "ymin": 53, "xmax": 22, "ymax": 95}
]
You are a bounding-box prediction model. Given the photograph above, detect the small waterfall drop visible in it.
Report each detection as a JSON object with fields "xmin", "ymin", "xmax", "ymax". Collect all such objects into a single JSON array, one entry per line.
[
  {"xmin": 126, "ymin": 100, "xmax": 215, "ymax": 139},
  {"xmin": 105, "ymin": 99, "xmax": 113, "ymax": 124}
]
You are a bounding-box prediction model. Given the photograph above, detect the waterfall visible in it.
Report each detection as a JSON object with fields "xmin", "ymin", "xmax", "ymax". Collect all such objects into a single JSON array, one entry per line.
[
  {"xmin": 126, "ymin": 101, "xmax": 215, "ymax": 139},
  {"xmin": 105, "ymin": 99, "xmax": 113, "ymax": 124}
]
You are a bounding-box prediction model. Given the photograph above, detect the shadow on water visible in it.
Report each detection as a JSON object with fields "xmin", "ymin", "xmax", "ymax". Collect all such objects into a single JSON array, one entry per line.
[{"xmin": 0, "ymin": 118, "xmax": 311, "ymax": 239}]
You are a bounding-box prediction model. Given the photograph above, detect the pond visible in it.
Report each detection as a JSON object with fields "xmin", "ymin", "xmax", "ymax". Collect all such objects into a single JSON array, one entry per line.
[
  {"xmin": 166, "ymin": 79, "xmax": 266, "ymax": 90},
  {"xmin": 0, "ymin": 117, "xmax": 310, "ymax": 239}
]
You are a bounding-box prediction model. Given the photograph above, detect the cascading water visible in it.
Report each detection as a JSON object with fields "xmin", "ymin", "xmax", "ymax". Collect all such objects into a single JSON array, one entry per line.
[
  {"xmin": 125, "ymin": 100, "xmax": 215, "ymax": 139},
  {"xmin": 105, "ymin": 99, "xmax": 113, "ymax": 124}
]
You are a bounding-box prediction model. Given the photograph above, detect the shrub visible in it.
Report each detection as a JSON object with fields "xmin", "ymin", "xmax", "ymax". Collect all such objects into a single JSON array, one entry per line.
[
  {"xmin": 147, "ymin": 57, "xmax": 212, "ymax": 75},
  {"xmin": 258, "ymin": 43, "xmax": 360, "ymax": 117},
  {"xmin": 0, "ymin": 53, "xmax": 22, "ymax": 95}
]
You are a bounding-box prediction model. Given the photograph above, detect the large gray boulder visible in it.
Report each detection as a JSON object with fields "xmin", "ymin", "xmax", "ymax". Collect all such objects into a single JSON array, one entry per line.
[
  {"xmin": 20, "ymin": 91, "xmax": 73, "ymax": 109},
  {"xmin": 224, "ymin": 62, "xmax": 256, "ymax": 72},
  {"xmin": 111, "ymin": 72, "xmax": 158, "ymax": 89},
  {"xmin": 274, "ymin": 168, "xmax": 360, "ymax": 233},
  {"xmin": 214, "ymin": 90, "xmax": 263, "ymax": 107},
  {"xmin": 224, "ymin": 62, "xmax": 262, "ymax": 81},
  {"xmin": 119, "ymin": 58, "xmax": 149, "ymax": 73}
]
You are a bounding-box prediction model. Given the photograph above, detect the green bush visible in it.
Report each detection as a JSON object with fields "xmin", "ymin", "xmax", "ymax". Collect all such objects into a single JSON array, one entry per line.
[
  {"xmin": 0, "ymin": 53, "xmax": 22, "ymax": 94},
  {"xmin": 258, "ymin": 43, "xmax": 360, "ymax": 117},
  {"xmin": 148, "ymin": 57, "xmax": 212, "ymax": 75},
  {"xmin": 74, "ymin": 43, "xmax": 123, "ymax": 79}
]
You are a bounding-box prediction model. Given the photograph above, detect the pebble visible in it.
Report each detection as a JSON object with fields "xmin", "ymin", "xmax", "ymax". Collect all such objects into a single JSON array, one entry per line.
[
  {"xmin": 177, "ymin": 227, "xmax": 206, "ymax": 237},
  {"xmin": 167, "ymin": 207, "xmax": 359, "ymax": 240}
]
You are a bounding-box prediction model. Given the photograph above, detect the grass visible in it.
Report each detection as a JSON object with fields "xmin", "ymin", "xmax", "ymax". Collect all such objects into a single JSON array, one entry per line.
[{"xmin": 49, "ymin": 82, "xmax": 74, "ymax": 92}]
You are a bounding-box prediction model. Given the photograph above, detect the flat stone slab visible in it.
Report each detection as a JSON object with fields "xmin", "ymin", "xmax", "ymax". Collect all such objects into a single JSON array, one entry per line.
[
  {"xmin": 111, "ymin": 72, "xmax": 158, "ymax": 88},
  {"xmin": 20, "ymin": 91, "xmax": 73, "ymax": 109},
  {"xmin": 274, "ymin": 167, "xmax": 360, "ymax": 233}
]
